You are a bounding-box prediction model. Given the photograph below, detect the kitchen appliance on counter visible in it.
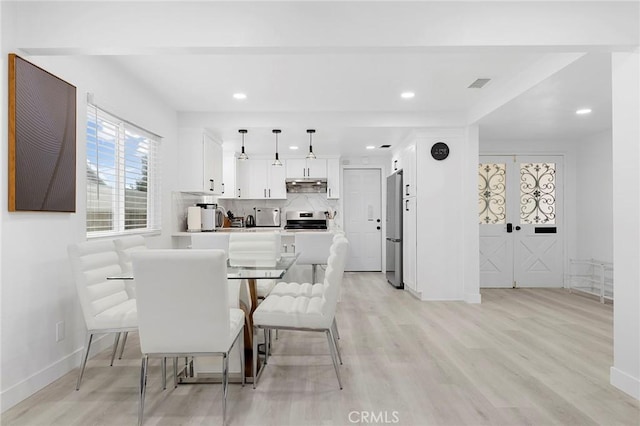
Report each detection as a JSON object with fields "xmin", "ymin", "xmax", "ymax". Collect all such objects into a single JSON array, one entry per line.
[
  {"xmin": 245, "ymin": 214, "xmax": 256, "ymax": 227},
  {"xmin": 284, "ymin": 211, "xmax": 328, "ymax": 230},
  {"xmin": 386, "ymin": 171, "xmax": 403, "ymax": 288},
  {"xmin": 197, "ymin": 203, "xmax": 217, "ymax": 231},
  {"xmin": 254, "ymin": 207, "xmax": 281, "ymax": 227}
]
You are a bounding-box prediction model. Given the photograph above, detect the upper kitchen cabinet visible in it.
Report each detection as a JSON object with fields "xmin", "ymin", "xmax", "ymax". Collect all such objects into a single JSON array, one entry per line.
[
  {"xmin": 236, "ymin": 158, "xmax": 287, "ymax": 199},
  {"xmin": 218, "ymin": 151, "xmax": 237, "ymax": 199},
  {"xmin": 327, "ymin": 158, "xmax": 340, "ymax": 199},
  {"xmin": 177, "ymin": 128, "xmax": 224, "ymax": 194},
  {"xmin": 286, "ymin": 158, "xmax": 327, "ymax": 179},
  {"xmin": 400, "ymin": 143, "xmax": 416, "ymax": 198}
]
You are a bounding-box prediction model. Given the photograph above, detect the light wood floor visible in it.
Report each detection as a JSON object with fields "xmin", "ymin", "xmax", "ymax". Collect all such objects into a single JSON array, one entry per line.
[{"xmin": 3, "ymin": 273, "xmax": 639, "ymax": 425}]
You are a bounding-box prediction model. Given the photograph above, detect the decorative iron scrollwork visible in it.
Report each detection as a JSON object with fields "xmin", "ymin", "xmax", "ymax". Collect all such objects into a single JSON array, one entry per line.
[
  {"xmin": 520, "ymin": 162, "xmax": 556, "ymax": 224},
  {"xmin": 478, "ymin": 163, "xmax": 506, "ymax": 224}
]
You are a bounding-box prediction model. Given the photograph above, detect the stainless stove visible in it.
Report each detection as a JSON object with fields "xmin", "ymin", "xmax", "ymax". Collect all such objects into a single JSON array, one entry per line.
[{"xmin": 284, "ymin": 211, "xmax": 328, "ymax": 230}]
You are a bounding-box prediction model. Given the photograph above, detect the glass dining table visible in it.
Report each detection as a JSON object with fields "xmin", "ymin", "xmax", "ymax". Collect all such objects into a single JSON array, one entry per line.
[{"xmin": 109, "ymin": 252, "xmax": 300, "ymax": 381}]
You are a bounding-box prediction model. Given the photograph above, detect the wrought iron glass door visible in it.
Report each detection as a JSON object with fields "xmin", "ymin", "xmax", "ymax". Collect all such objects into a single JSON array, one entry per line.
[{"xmin": 479, "ymin": 155, "xmax": 563, "ymax": 288}]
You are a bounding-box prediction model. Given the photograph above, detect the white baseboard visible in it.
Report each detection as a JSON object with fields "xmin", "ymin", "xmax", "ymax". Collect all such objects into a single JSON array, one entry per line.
[
  {"xmin": 610, "ymin": 366, "xmax": 640, "ymax": 400},
  {"xmin": 1, "ymin": 334, "xmax": 112, "ymax": 413},
  {"xmin": 465, "ymin": 292, "xmax": 482, "ymax": 304}
]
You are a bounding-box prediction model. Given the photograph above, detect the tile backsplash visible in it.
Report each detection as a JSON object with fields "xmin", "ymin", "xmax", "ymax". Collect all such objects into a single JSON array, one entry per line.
[{"xmin": 219, "ymin": 193, "xmax": 340, "ymax": 225}]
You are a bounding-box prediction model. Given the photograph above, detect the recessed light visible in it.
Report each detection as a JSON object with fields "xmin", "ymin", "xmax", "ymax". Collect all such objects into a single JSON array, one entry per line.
[
  {"xmin": 233, "ymin": 93, "xmax": 247, "ymax": 100},
  {"xmin": 576, "ymin": 108, "xmax": 592, "ymax": 115},
  {"xmin": 289, "ymin": 146, "xmax": 299, "ymax": 150},
  {"xmin": 400, "ymin": 92, "xmax": 415, "ymax": 99},
  {"xmin": 366, "ymin": 145, "xmax": 376, "ymax": 150}
]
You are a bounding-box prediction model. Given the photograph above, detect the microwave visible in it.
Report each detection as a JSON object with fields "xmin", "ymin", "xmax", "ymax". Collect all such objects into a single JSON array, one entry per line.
[{"xmin": 254, "ymin": 207, "xmax": 281, "ymax": 227}]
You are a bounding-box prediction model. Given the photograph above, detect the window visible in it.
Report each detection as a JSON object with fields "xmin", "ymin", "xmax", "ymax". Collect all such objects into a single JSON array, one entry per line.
[{"xmin": 86, "ymin": 104, "xmax": 161, "ymax": 237}]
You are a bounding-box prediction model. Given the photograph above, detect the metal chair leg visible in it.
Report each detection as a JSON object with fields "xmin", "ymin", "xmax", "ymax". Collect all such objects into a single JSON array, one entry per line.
[
  {"xmin": 76, "ymin": 333, "xmax": 94, "ymax": 390},
  {"xmin": 110, "ymin": 333, "xmax": 121, "ymax": 366},
  {"xmin": 326, "ymin": 330, "xmax": 343, "ymax": 390},
  {"xmin": 263, "ymin": 328, "xmax": 269, "ymax": 365},
  {"xmin": 252, "ymin": 327, "xmax": 258, "ymax": 389},
  {"xmin": 222, "ymin": 353, "xmax": 229, "ymax": 426},
  {"xmin": 161, "ymin": 357, "xmax": 167, "ymax": 390},
  {"xmin": 118, "ymin": 331, "xmax": 128, "ymax": 359},
  {"xmin": 332, "ymin": 318, "xmax": 341, "ymax": 340},
  {"xmin": 173, "ymin": 357, "xmax": 178, "ymax": 388},
  {"xmin": 239, "ymin": 330, "xmax": 246, "ymax": 387},
  {"xmin": 329, "ymin": 327, "xmax": 342, "ymax": 365},
  {"xmin": 138, "ymin": 355, "xmax": 149, "ymax": 426}
]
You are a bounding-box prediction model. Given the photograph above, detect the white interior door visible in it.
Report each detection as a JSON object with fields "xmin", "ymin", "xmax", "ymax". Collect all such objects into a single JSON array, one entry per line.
[
  {"xmin": 343, "ymin": 168, "xmax": 382, "ymax": 271},
  {"xmin": 479, "ymin": 156, "xmax": 564, "ymax": 288}
]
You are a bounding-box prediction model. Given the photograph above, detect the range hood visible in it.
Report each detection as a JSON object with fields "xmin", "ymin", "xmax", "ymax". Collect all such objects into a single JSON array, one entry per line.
[{"xmin": 285, "ymin": 178, "xmax": 328, "ymax": 193}]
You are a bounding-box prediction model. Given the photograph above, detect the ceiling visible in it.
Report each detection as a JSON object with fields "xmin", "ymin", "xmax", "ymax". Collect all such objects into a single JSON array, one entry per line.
[{"xmin": 109, "ymin": 50, "xmax": 611, "ymax": 157}]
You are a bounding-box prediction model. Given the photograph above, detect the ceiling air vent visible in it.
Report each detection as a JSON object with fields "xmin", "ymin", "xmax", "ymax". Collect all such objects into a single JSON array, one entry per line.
[
  {"xmin": 380, "ymin": 144, "xmax": 391, "ymax": 148},
  {"xmin": 468, "ymin": 78, "xmax": 491, "ymax": 89}
]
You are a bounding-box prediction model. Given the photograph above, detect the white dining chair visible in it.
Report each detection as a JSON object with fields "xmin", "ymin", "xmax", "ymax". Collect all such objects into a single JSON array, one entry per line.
[
  {"xmin": 293, "ymin": 231, "xmax": 336, "ymax": 283},
  {"xmin": 132, "ymin": 249, "xmax": 244, "ymax": 426},
  {"xmin": 228, "ymin": 232, "xmax": 281, "ymax": 299},
  {"xmin": 68, "ymin": 240, "xmax": 137, "ymax": 390},
  {"xmin": 252, "ymin": 237, "xmax": 349, "ymax": 389}
]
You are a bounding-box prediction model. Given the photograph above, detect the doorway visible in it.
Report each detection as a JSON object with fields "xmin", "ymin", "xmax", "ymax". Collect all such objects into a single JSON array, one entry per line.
[
  {"xmin": 479, "ymin": 155, "xmax": 564, "ymax": 288},
  {"xmin": 343, "ymin": 168, "xmax": 382, "ymax": 271}
]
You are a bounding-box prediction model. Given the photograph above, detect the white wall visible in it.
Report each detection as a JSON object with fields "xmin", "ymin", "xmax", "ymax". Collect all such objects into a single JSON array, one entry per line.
[
  {"xmin": 0, "ymin": 53, "xmax": 178, "ymax": 410},
  {"xmin": 610, "ymin": 50, "xmax": 640, "ymax": 399},
  {"xmin": 575, "ymin": 130, "xmax": 613, "ymax": 263}
]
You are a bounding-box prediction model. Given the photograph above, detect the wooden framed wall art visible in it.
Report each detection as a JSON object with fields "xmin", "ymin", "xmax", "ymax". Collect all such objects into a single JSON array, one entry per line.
[{"xmin": 9, "ymin": 54, "xmax": 77, "ymax": 212}]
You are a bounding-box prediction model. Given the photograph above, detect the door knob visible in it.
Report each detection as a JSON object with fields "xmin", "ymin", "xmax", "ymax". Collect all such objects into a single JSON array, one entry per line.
[
  {"xmin": 515, "ymin": 225, "xmax": 521, "ymax": 231},
  {"xmin": 377, "ymin": 226, "xmax": 381, "ymax": 230}
]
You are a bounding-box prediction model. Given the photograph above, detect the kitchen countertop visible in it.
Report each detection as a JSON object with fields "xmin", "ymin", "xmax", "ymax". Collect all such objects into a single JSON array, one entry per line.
[{"xmin": 172, "ymin": 227, "xmax": 336, "ymax": 236}]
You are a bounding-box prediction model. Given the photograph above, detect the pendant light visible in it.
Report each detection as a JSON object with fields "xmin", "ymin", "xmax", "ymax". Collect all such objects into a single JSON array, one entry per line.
[
  {"xmin": 272, "ymin": 129, "xmax": 283, "ymax": 166},
  {"xmin": 306, "ymin": 129, "xmax": 317, "ymax": 160},
  {"xmin": 238, "ymin": 129, "xmax": 249, "ymax": 160}
]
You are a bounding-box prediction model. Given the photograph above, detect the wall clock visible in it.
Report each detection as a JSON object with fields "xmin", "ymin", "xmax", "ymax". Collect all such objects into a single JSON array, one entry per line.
[{"xmin": 431, "ymin": 142, "xmax": 449, "ymax": 161}]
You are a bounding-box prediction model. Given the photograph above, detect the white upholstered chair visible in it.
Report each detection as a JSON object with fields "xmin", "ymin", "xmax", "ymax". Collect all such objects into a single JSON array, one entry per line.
[
  {"xmin": 293, "ymin": 231, "xmax": 336, "ymax": 283},
  {"xmin": 113, "ymin": 235, "xmax": 147, "ymax": 275},
  {"xmin": 228, "ymin": 232, "xmax": 281, "ymax": 299},
  {"xmin": 132, "ymin": 249, "xmax": 244, "ymax": 426},
  {"xmin": 68, "ymin": 240, "xmax": 137, "ymax": 390},
  {"xmin": 252, "ymin": 237, "xmax": 349, "ymax": 389},
  {"xmin": 270, "ymin": 232, "xmax": 347, "ymax": 298}
]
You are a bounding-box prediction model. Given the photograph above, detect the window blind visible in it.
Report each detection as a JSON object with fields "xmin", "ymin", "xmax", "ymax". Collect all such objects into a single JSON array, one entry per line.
[{"xmin": 86, "ymin": 104, "xmax": 161, "ymax": 237}]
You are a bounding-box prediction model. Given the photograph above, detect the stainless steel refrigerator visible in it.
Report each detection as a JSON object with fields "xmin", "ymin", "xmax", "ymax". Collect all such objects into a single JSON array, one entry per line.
[{"xmin": 386, "ymin": 171, "xmax": 403, "ymax": 288}]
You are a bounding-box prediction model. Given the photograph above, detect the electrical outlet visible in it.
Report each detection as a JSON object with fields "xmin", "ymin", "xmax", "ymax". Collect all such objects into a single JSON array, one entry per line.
[{"xmin": 56, "ymin": 321, "xmax": 65, "ymax": 342}]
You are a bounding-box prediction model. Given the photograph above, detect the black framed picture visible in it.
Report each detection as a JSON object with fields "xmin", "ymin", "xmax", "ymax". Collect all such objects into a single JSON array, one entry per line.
[{"xmin": 8, "ymin": 54, "xmax": 77, "ymax": 212}]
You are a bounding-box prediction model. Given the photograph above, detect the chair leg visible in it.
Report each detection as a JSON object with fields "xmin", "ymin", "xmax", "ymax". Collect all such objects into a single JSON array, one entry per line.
[
  {"xmin": 173, "ymin": 357, "xmax": 178, "ymax": 388},
  {"xmin": 138, "ymin": 355, "xmax": 149, "ymax": 426},
  {"xmin": 312, "ymin": 264, "xmax": 317, "ymax": 283},
  {"xmin": 161, "ymin": 358, "xmax": 167, "ymax": 390},
  {"xmin": 222, "ymin": 353, "xmax": 229, "ymax": 426},
  {"xmin": 110, "ymin": 333, "xmax": 121, "ymax": 366},
  {"xmin": 332, "ymin": 318, "xmax": 341, "ymax": 340},
  {"xmin": 76, "ymin": 333, "xmax": 94, "ymax": 390},
  {"xmin": 118, "ymin": 331, "xmax": 128, "ymax": 359},
  {"xmin": 252, "ymin": 327, "xmax": 258, "ymax": 389},
  {"xmin": 329, "ymin": 327, "xmax": 342, "ymax": 365},
  {"xmin": 239, "ymin": 330, "xmax": 246, "ymax": 387},
  {"xmin": 263, "ymin": 328, "xmax": 269, "ymax": 365},
  {"xmin": 326, "ymin": 330, "xmax": 343, "ymax": 390}
]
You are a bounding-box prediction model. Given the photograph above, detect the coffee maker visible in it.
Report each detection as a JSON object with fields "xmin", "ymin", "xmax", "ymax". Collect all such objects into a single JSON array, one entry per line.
[
  {"xmin": 197, "ymin": 203, "xmax": 217, "ymax": 231},
  {"xmin": 187, "ymin": 203, "xmax": 217, "ymax": 232}
]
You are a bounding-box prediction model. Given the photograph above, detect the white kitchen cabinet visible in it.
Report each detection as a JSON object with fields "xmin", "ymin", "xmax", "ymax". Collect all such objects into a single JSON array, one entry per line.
[
  {"xmin": 286, "ymin": 158, "xmax": 327, "ymax": 179},
  {"xmin": 236, "ymin": 158, "xmax": 286, "ymax": 199},
  {"xmin": 400, "ymin": 143, "xmax": 417, "ymax": 198},
  {"xmin": 403, "ymin": 196, "xmax": 417, "ymax": 292},
  {"xmin": 219, "ymin": 151, "xmax": 237, "ymax": 198},
  {"xmin": 177, "ymin": 129, "xmax": 224, "ymax": 194},
  {"xmin": 327, "ymin": 158, "xmax": 340, "ymax": 199}
]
